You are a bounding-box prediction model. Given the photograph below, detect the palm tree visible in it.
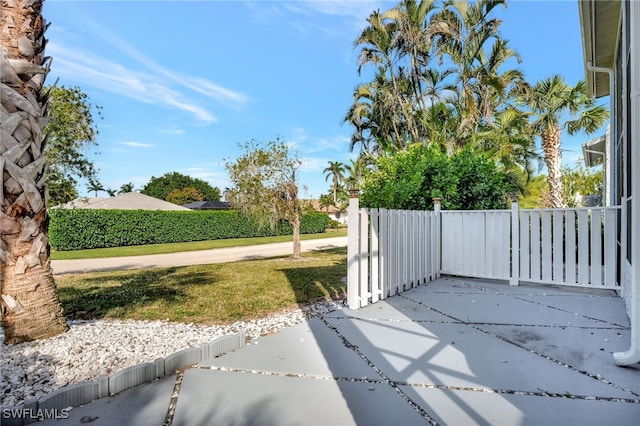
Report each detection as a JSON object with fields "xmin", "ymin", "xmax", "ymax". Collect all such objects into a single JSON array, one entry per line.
[
  {"xmin": 119, "ymin": 182, "xmax": 134, "ymax": 194},
  {"xmin": 344, "ymin": 157, "xmax": 366, "ymax": 190},
  {"xmin": 522, "ymin": 75, "xmax": 609, "ymax": 207},
  {"xmin": 433, "ymin": 0, "xmax": 513, "ymax": 134},
  {"xmin": 388, "ymin": 0, "xmax": 438, "ymax": 113},
  {"xmin": 475, "ymin": 106, "xmax": 539, "ymax": 194},
  {"xmin": 318, "ymin": 194, "xmax": 334, "ymax": 213},
  {"xmin": 355, "ymin": 10, "xmax": 410, "ymax": 145},
  {"xmin": 323, "ymin": 161, "xmax": 346, "ymax": 204},
  {"xmin": 1, "ymin": 0, "xmax": 68, "ymax": 343},
  {"xmin": 345, "ymin": 71, "xmax": 404, "ymax": 153},
  {"xmin": 87, "ymin": 178, "xmax": 104, "ymax": 197},
  {"xmin": 106, "ymin": 188, "xmax": 117, "ymax": 197}
]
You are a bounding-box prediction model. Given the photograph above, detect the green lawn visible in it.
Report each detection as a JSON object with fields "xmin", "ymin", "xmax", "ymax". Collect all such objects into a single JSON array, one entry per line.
[
  {"xmin": 56, "ymin": 247, "xmax": 347, "ymax": 324},
  {"xmin": 51, "ymin": 228, "xmax": 347, "ymax": 260}
]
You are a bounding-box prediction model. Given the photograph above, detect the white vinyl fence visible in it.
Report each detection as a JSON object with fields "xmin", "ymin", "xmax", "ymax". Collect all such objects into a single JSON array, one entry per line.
[
  {"xmin": 346, "ymin": 196, "xmax": 439, "ymax": 309},
  {"xmin": 347, "ymin": 197, "xmax": 621, "ymax": 309}
]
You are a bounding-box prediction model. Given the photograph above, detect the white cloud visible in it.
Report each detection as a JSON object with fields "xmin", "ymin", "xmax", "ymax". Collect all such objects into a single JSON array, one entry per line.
[
  {"xmin": 159, "ymin": 129, "xmax": 185, "ymax": 135},
  {"xmin": 47, "ymin": 9, "xmax": 251, "ymax": 124},
  {"xmin": 48, "ymin": 44, "xmax": 217, "ymax": 124},
  {"xmin": 300, "ymin": 156, "xmax": 330, "ymax": 173},
  {"xmin": 118, "ymin": 141, "xmax": 155, "ymax": 148},
  {"xmin": 85, "ymin": 18, "xmax": 250, "ymax": 110},
  {"xmin": 181, "ymin": 166, "xmax": 231, "ymax": 190},
  {"xmin": 304, "ymin": 135, "xmax": 351, "ymax": 154}
]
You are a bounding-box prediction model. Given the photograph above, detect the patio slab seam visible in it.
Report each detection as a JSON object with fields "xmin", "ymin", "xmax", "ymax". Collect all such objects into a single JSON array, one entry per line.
[
  {"xmin": 315, "ymin": 315, "xmax": 441, "ymax": 425},
  {"xmin": 194, "ymin": 365, "xmax": 388, "ymax": 385},
  {"xmin": 162, "ymin": 371, "xmax": 183, "ymax": 426},
  {"xmin": 400, "ymin": 382, "xmax": 640, "ymax": 404},
  {"xmin": 510, "ymin": 295, "xmax": 630, "ymax": 329},
  {"xmin": 330, "ymin": 313, "xmax": 625, "ymax": 331},
  {"xmin": 398, "ymin": 293, "xmax": 640, "ymax": 400}
]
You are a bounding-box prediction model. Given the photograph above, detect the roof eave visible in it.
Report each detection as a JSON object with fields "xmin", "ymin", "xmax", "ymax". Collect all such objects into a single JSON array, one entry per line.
[{"xmin": 578, "ymin": 0, "xmax": 621, "ymax": 98}]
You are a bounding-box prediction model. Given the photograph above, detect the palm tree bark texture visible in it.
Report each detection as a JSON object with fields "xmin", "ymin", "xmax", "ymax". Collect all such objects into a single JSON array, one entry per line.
[{"xmin": 1, "ymin": 0, "xmax": 68, "ymax": 344}]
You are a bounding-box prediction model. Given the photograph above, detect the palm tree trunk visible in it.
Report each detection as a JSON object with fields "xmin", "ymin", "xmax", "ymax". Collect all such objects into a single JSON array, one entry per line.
[
  {"xmin": 541, "ymin": 126, "xmax": 566, "ymax": 208},
  {"xmin": 1, "ymin": 0, "xmax": 68, "ymax": 343}
]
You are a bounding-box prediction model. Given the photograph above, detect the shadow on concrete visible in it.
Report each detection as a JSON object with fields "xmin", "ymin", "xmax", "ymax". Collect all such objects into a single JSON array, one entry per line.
[{"xmin": 313, "ymin": 278, "xmax": 640, "ymax": 424}]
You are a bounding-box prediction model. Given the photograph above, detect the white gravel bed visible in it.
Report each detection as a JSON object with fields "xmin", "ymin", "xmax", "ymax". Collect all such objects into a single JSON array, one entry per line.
[{"xmin": 1, "ymin": 301, "xmax": 341, "ymax": 408}]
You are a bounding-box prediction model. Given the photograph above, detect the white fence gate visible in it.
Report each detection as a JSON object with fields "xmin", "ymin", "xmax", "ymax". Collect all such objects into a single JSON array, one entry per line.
[
  {"xmin": 347, "ymin": 197, "xmax": 621, "ymax": 309},
  {"xmin": 440, "ymin": 209, "xmax": 512, "ymax": 282},
  {"xmin": 346, "ymin": 196, "xmax": 439, "ymax": 309}
]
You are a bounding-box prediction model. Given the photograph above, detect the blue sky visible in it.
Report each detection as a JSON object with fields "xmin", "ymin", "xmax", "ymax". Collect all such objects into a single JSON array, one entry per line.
[{"xmin": 43, "ymin": 0, "xmax": 607, "ymax": 199}]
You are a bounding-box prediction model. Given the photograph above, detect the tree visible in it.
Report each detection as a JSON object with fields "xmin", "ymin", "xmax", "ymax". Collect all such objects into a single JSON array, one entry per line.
[
  {"xmin": 141, "ymin": 172, "xmax": 221, "ymax": 203},
  {"xmin": 1, "ymin": 0, "xmax": 68, "ymax": 343},
  {"xmin": 323, "ymin": 161, "xmax": 346, "ymax": 204},
  {"xmin": 86, "ymin": 178, "xmax": 104, "ymax": 197},
  {"xmin": 44, "ymin": 85, "xmax": 102, "ymax": 206},
  {"xmin": 105, "ymin": 188, "xmax": 117, "ymax": 197},
  {"xmin": 166, "ymin": 187, "xmax": 203, "ymax": 205},
  {"xmin": 226, "ymin": 138, "xmax": 305, "ymax": 259},
  {"xmin": 521, "ymin": 75, "xmax": 608, "ymax": 207},
  {"xmin": 118, "ymin": 182, "xmax": 134, "ymax": 194}
]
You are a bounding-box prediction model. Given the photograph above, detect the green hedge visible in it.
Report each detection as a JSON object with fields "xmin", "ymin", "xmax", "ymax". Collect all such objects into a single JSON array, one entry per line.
[{"xmin": 49, "ymin": 209, "xmax": 329, "ymax": 251}]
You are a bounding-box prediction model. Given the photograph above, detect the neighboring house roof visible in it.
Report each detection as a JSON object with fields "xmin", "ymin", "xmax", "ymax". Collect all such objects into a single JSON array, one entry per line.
[
  {"xmin": 305, "ymin": 199, "xmax": 343, "ymax": 215},
  {"xmin": 182, "ymin": 201, "xmax": 231, "ymax": 210},
  {"xmin": 53, "ymin": 192, "xmax": 191, "ymax": 211},
  {"xmin": 578, "ymin": 0, "xmax": 621, "ymax": 97},
  {"xmin": 582, "ymin": 134, "xmax": 606, "ymax": 167}
]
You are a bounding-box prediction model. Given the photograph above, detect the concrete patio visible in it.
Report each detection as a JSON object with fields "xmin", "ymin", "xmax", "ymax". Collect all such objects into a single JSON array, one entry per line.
[{"xmin": 40, "ymin": 277, "xmax": 639, "ymax": 425}]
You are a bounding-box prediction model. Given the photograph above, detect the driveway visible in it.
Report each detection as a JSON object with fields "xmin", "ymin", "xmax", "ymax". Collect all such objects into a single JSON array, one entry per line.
[{"xmin": 51, "ymin": 237, "xmax": 347, "ymax": 275}]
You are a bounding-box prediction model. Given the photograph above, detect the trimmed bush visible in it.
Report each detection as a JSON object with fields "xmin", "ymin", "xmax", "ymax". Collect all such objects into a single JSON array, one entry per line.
[{"xmin": 49, "ymin": 209, "xmax": 329, "ymax": 251}]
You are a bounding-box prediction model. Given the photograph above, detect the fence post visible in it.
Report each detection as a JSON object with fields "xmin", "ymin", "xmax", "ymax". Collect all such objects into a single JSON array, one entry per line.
[
  {"xmin": 510, "ymin": 200, "xmax": 520, "ymax": 286},
  {"xmin": 347, "ymin": 188, "xmax": 360, "ymax": 309},
  {"xmin": 433, "ymin": 197, "xmax": 441, "ymax": 278}
]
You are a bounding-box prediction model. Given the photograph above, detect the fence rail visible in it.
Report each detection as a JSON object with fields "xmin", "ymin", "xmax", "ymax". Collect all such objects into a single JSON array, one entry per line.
[{"xmin": 347, "ymin": 198, "xmax": 621, "ymax": 309}]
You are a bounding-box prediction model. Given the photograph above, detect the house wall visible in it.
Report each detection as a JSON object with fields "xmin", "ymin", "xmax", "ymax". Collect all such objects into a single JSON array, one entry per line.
[{"xmin": 619, "ymin": 0, "xmax": 638, "ymax": 315}]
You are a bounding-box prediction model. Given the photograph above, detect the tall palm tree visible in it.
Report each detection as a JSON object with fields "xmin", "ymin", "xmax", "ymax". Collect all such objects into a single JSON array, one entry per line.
[
  {"xmin": 433, "ymin": 0, "xmax": 513, "ymax": 134},
  {"xmin": 323, "ymin": 161, "xmax": 346, "ymax": 204},
  {"xmin": 355, "ymin": 10, "xmax": 410, "ymax": 145},
  {"xmin": 345, "ymin": 70, "xmax": 406, "ymax": 153},
  {"xmin": 1, "ymin": 0, "xmax": 68, "ymax": 343},
  {"xmin": 522, "ymin": 75, "xmax": 609, "ymax": 207},
  {"xmin": 388, "ymin": 0, "xmax": 438, "ymax": 113}
]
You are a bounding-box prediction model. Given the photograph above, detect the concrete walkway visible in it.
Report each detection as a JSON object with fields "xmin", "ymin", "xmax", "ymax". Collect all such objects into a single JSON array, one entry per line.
[
  {"xmin": 38, "ymin": 277, "xmax": 639, "ymax": 425},
  {"xmin": 51, "ymin": 237, "xmax": 347, "ymax": 275}
]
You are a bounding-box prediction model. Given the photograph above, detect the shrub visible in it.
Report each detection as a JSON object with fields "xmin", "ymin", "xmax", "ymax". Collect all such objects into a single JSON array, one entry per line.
[
  {"xmin": 360, "ymin": 145, "xmax": 516, "ymax": 210},
  {"xmin": 49, "ymin": 210, "xmax": 329, "ymax": 251}
]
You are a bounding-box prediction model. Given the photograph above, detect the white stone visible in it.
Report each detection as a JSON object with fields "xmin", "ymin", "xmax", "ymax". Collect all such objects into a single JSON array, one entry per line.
[{"xmin": 0, "ymin": 300, "xmax": 341, "ymax": 408}]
